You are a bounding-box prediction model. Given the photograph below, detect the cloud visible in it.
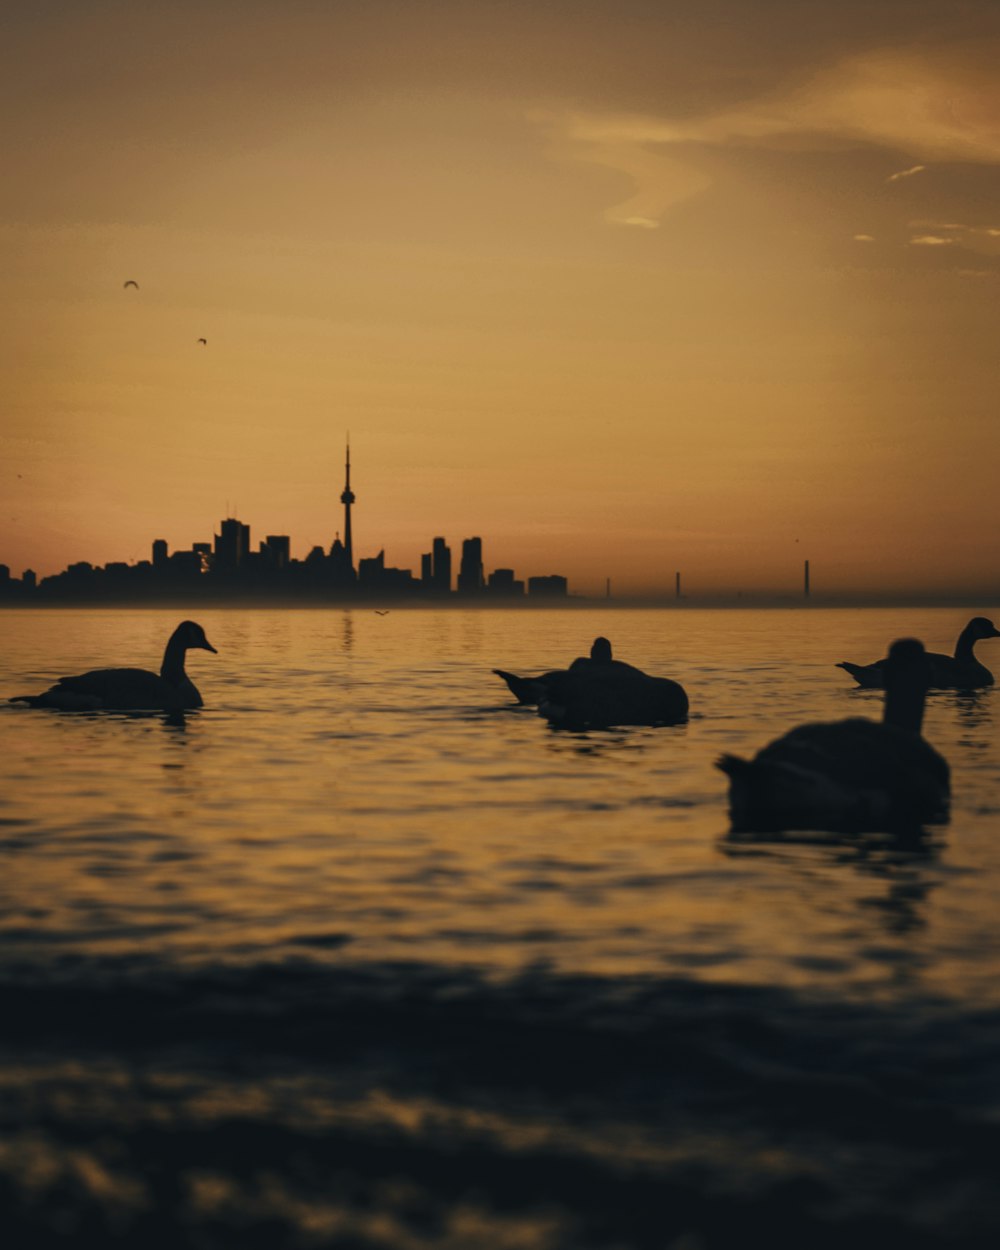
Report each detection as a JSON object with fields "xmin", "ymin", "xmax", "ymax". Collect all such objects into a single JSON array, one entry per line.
[
  {"xmin": 886, "ymin": 164, "xmax": 926, "ymax": 182},
  {"xmin": 547, "ymin": 46, "xmax": 1000, "ymax": 227},
  {"xmin": 907, "ymin": 221, "xmax": 1000, "ymax": 252},
  {"xmin": 853, "ymin": 234, "xmax": 876, "ymax": 242}
]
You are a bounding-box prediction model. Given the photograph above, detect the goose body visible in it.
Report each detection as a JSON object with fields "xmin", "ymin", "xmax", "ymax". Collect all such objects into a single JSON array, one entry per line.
[
  {"xmin": 10, "ymin": 620, "xmax": 217, "ymax": 712},
  {"xmin": 719, "ymin": 638, "xmax": 949, "ymax": 833},
  {"xmin": 538, "ymin": 666, "xmax": 689, "ymax": 730},
  {"xmin": 838, "ymin": 616, "xmax": 1000, "ymax": 689},
  {"xmin": 495, "ymin": 636, "xmax": 688, "ymax": 729}
]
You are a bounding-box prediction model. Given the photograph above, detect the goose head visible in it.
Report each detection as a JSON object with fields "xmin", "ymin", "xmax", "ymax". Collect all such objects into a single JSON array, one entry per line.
[
  {"xmin": 883, "ymin": 638, "xmax": 931, "ymax": 735},
  {"xmin": 965, "ymin": 617, "xmax": 1000, "ymax": 643},
  {"xmin": 175, "ymin": 620, "xmax": 217, "ymax": 653},
  {"xmin": 590, "ymin": 636, "xmax": 613, "ymax": 663}
]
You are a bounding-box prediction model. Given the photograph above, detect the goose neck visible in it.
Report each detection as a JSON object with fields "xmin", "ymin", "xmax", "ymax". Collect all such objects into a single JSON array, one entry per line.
[
  {"xmin": 883, "ymin": 683, "xmax": 925, "ymax": 735},
  {"xmin": 160, "ymin": 633, "xmax": 189, "ymax": 685},
  {"xmin": 954, "ymin": 626, "xmax": 979, "ymax": 662}
]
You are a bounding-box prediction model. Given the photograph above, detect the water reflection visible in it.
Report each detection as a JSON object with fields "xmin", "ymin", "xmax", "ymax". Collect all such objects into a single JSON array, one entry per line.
[
  {"xmin": 722, "ymin": 824, "xmax": 940, "ymax": 945},
  {"xmin": 949, "ymin": 688, "xmax": 993, "ymax": 753},
  {"xmin": 341, "ymin": 609, "xmax": 355, "ymax": 653}
]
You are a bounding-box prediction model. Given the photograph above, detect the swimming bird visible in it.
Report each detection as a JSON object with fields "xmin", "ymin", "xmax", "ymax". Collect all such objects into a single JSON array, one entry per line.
[
  {"xmin": 123, "ymin": 280, "xmax": 139, "ymax": 289},
  {"xmin": 538, "ymin": 662, "xmax": 688, "ymax": 729},
  {"xmin": 718, "ymin": 638, "xmax": 949, "ymax": 833},
  {"xmin": 197, "ymin": 338, "xmax": 207, "ymax": 345},
  {"xmin": 494, "ymin": 637, "xmax": 625, "ymax": 705},
  {"xmin": 9, "ymin": 620, "xmax": 217, "ymax": 712},
  {"xmin": 838, "ymin": 616, "xmax": 1000, "ymax": 689},
  {"xmin": 495, "ymin": 637, "xmax": 686, "ymax": 727}
]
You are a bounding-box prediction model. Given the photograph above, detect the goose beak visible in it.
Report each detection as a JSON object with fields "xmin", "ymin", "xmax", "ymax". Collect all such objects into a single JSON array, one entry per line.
[
  {"xmin": 990, "ymin": 627, "xmax": 1000, "ymax": 639},
  {"xmin": 201, "ymin": 639, "xmax": 218, "ymax": 653}
]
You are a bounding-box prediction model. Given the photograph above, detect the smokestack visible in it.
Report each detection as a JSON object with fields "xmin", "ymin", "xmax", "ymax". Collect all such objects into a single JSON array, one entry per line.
[
  {"xmin": 675, "ymin": 571, "xmax": 681, "ymax": 600},
  {"xmin": 804, "ymin": 559, "xmax": 810, "ymax": 598}
]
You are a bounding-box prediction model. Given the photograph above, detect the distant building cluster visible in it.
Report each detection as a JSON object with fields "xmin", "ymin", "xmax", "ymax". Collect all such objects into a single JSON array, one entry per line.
[{"xmin": 0, "ymin": 447, "xmax": 569, "ymax": 603}]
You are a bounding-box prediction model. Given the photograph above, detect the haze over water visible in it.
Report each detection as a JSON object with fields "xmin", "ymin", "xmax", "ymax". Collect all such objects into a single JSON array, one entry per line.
[{"xmin": 3, "ymin": 605, "xmax": 1000, "ymax": 1247}]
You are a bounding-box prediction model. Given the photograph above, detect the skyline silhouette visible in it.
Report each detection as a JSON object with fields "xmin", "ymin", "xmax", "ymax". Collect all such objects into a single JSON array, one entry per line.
[{"xmin": 0, "ymin": 444, "xmax": 571, "ymax": 604}]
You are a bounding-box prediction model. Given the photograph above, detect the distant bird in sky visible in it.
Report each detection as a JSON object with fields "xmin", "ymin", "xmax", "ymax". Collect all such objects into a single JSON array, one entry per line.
[
  {"xmin": 123, "ymin": 280, "xmax": 139, "ymax": 289},
  {"xmin": 197, "ymin": 338, "xmax": 207, "ymax": 346},
  {"xmin": 374, "ymin": 609, "xmax": 390, "ymax": 615}
]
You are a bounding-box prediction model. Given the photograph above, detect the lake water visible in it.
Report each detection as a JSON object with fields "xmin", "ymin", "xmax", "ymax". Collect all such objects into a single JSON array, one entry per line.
[{"xmin": 2, "ymin": 605, "xmax": 1000, "ymax": 1248}]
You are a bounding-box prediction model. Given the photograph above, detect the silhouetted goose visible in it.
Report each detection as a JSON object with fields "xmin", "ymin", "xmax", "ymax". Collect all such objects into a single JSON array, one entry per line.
[
  {"xmin": 494, "ymin": 637, "xmax": 637, "ymax": 705},
  {"xmin": 506, "ymin": 637, "xmax": 686, "ymax": 729},
  {"xmin": 10, "ymin": 620, "xmax": 217, "ymax": 712},
  {"xmin": 838, "ymin": 616, "xmax": 1000, "ymax": 689},
  {"xmin": 538, "ymin": 664, "xmax": 688, "ymax": 730},
  {"xmin": 718, "ymin": 638, "xmax": 949, "ymax": 833}
]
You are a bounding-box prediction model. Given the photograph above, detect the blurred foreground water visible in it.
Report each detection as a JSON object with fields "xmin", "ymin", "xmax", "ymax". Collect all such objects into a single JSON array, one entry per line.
[{"xmin": 2, "ymin": 606, "xmax": 1000, "ymax": 1248}]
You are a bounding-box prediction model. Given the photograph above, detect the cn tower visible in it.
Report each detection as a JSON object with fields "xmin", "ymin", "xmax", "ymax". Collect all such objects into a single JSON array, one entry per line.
[{"xmin": 341, "ymin": 440, "xmax": 355, "ymax": 572}]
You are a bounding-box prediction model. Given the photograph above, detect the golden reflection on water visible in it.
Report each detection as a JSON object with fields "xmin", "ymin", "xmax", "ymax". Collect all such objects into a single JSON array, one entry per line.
[{"xmin": 1, "ymin": 606, "xmax": 1000, "ymax": 1003}]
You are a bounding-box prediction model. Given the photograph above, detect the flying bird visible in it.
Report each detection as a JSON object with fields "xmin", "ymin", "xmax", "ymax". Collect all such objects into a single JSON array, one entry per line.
[
  {"xmin": 197, "ymin": 338, "xmax": 207, "ymax": 346},
  {"xmin": 374, "ymin": 610, "xmax": 390, "ymax": 616},
  {"xmin": 123, "ymin": 280, "xmax": 139, "ymax": 289}
]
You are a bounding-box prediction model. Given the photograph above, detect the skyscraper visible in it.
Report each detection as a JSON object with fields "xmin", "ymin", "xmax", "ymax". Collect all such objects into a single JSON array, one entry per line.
[
  {"xmin": 432, "ymin": 537, "xmax": 451, "ymax": 594},
  {"xmin": 341, "ymin": 440, "xmax": 355, "ymax": 574},
  {"xmin": 214, "ymin": 518, "xmax": 250, "ymax": 571},
  {"xmin": 458, "ymin": 537, "xmax": 484, "ymax": 594}
]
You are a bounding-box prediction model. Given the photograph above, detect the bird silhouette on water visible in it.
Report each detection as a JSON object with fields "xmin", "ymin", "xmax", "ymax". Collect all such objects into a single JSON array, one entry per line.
[
  {"xmin": 494, "ymin": 637, "xmax": 629, "ymax": 705},
  {"xmin": 718, "ymin": 638, "xmax": 949, "ymax": 834},
  {"xmin": 10, "ymin": 620, "xmax": 217, "ymax": 712},
  {"xmin": 838, "ymin": 616, "xmax": 1000, "ymax": 689},
  {"xmin": 197, "ymin": 338, "xmax": 207, "ymax": 345},
  {"xmin": 494, "ymin": 637, "xmax": 688, "ymax": 729}
]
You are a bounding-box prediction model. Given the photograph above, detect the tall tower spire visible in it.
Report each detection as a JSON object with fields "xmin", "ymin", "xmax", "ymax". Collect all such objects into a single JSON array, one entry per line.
[{"xmin": 340, "ymin": 438, "xmax": 355, "ymax": 572}]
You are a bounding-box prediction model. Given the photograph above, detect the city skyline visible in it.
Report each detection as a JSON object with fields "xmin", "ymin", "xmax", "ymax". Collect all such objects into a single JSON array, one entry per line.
[
  {"xmin": 0, "ymin": 444, "xmax": 572, "ymax": 602},
  {"xmin": 2, "ymin": 433, "xmax": 997, "ymax": 605}
]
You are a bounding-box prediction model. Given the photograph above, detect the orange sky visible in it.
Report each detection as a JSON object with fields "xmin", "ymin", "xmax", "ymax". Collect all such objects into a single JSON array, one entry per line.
[{"xmin": 2, "ymin": 0, "xmax": 1000, "ymax": 596}]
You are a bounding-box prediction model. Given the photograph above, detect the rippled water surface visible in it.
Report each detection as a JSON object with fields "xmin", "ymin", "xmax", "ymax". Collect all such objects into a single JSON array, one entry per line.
[{"xmin": 2, "ymin": 605, "xmax": 1000, "ymax": 1248}]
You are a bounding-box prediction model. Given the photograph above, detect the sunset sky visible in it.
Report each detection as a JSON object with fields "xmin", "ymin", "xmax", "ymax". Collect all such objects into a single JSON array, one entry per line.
[{"xmin": 2, "ymin": 0, "xmax": 999, "ymax": 596}]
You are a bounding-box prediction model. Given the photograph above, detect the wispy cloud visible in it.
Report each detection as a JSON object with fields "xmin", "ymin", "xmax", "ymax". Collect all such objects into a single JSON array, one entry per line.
[
  {"xmin": 853, "ymin": 234, "xmax": 875, "ymax": 242},
  {"xmin": 907, "ymin": 221, "xmax": 1000, "ymax": 251},
  {"xmin": 546, "ymin": 48, "xmax": 1000, "ymax": 227},
  {"xmin": 886, "ymin": 164, "xmax": 926, "ymax": 182}
]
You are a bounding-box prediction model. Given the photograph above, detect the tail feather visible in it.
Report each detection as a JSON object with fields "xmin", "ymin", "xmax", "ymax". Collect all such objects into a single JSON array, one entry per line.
[
  {"xmin": 836, "ymin": 661, "xmax": 884, "ymax": 688},
  {"xmin": 715, "ymin": 753, "xmax": 749, "ymax": 777},
  {"xmin": 493, "ymin": 669, "xmax": 542, "ymax": 705}
]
